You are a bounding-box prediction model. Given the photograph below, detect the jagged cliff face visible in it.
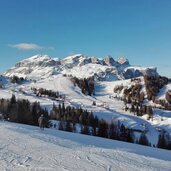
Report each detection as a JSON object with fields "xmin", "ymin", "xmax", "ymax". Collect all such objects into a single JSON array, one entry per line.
[
  {"xmin": 123, "ymin": 66, "xmax": 158, "ymax": 79},
  {"xmin": 14, "ymin": 55, "xmax": 61, "ymax": 68},
  {"xmin": 4, "ymin": 54, "xmax": 158, "ymax": 80},
  {"xmin": 5, "ymin": 55, "xmax": 62, "ymax": 79}
]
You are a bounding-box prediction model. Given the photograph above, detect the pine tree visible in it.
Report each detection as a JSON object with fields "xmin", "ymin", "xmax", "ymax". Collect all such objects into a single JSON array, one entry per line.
[
  {"xmin": 65, "ymin": 121, "xmax": 73, "ymax": 132},
  {"xmin": 92, "ymin": 115, "xmax": 98, "ymax": 136},
  {"xmin": 58, "ymin": 120, "xmax": 64, "ymax": 131},
  {"xmin": 139, "ymin": 132, "xmax": 149, "ymax": 146},
  {"xmin": 58, "ymin": 103, "xmax": 62, "ymax": 119},
  {"xmin": 126, "ymin": 130, "xmax": 134, "ymax": 143},
  {"xmin": 11, "ymin": 94, "xmax": 16, "ymax": 104},
  {"xmin": 147, "ymin": 106, "xmax": 153, "ymax": 120},
  {"xmin": 157, "ymin": 133, "xmax": 167, "ymax": 149},
  {"xmin": 31, "ymin": 101, "xmax": 40, "ymax": 125},
  {"xmin": 81, "ymin": 125, "xmax": 90, "ymax": 135},
  {"xmin": 62, "ymin": 102, "xmax": 65, "ymax": 115},
  {"xmin": 98, "ymin": 119, "xmax": 108, "ymax": 138},
  {"xmin": 109, "ymin": 122, "xmax": 117, "ymax": 139}
]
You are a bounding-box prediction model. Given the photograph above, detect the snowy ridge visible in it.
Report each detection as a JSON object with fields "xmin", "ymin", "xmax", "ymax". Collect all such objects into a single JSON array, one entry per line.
[
  {"xmin": 62, "ymin": 63, "xmax": 119, "ymax": 80},
  {"xmin": 124, "ymin": 66, "xmax": 157, "ymax": 79},
  {"xmin": 4, "ymin": 54, "xmax": 158, "ymax": 80}
]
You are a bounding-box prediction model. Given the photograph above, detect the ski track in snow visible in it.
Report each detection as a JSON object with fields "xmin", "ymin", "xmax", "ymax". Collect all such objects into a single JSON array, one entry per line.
[{"xmin": 0, "ymin": 121, "xmax": 171, "ymax": 171}]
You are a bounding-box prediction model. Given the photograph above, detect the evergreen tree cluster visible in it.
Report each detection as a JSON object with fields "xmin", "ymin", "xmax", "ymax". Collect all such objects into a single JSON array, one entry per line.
[
  {"xmin": 71, "ymin": 77, "xmax": 95, "ymax": 96},
  {"xmin": 114, "ymin": 82, "xmax": 153, "ymax": 118},
  {"xmin": 144, "ymin": 75, "xmax": 168, "ymax": 101},
  {"xmin": 114, "ymin": 75, "xmax": 171, "ymax": 111},
  {"xmin": 50, "ymin": 103, "xmax": 134, "ymax": 142},
  {"xmin": 10, "ymin": 75, "xmax": 25, "ymax": 84},
  {"xmin": 50, "ymin": 103, "xmax": 98, "ymax": 134},
  {"xmin": 123, "ymin": 83, "xmax": 143, "ymax": 105},
  {"xmin": 31, "ymin": 87, "xmax": 64, "ymax": 100},
  {"xmin": 0, "ymin": 95, "xmax": 50, "ymax": 127}
]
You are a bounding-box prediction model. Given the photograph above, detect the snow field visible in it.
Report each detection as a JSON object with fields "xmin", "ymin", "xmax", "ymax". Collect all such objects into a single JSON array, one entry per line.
[{"xmin": 0, "ymin": 121, "xmax": 171, "ymax": 171}]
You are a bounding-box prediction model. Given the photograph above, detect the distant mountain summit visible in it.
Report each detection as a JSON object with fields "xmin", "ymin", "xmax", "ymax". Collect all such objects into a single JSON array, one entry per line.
[{"xmin": 4, "ymin": 54, "xmax": 158, "ymax": 81}]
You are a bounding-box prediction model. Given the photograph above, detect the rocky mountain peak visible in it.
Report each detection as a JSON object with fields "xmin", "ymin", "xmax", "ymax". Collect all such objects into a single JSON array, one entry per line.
[
  {"xmin": 117, "ymin": 58, "xmax": 130, "ymax": 65},
  {"xmin": 4, "ymin": 54, "xmax": 158, "ymax": 81}
]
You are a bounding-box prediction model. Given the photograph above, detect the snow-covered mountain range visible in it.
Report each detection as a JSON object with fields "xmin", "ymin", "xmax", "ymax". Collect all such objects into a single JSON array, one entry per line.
[
  {"xmin": 1, "ymin": 54, "xmax": 170, "ymax": 138},
  {"xmin": 4, "ymin": 54, "xmax": 158, "ymax": 80}
]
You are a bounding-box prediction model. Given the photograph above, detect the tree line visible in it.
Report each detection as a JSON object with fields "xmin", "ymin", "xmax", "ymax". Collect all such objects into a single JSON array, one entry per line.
[
  {"xmin": 0, "ymin": 95, "xmax": 171, "ymax": 150},
  {"xmin": 0, "ymin": 94, "xmax": 50, "ymax": 127},
  {"xmin": 31, "ymin": 87, "xmax": 65, "ymax": 100},
  {"xmin": 10, "ymin": 75, "xmax": 25, "ymax": 84},
  {"xmin": 50, "ymin": 102, "xmax": 151, "ymax": 144}
]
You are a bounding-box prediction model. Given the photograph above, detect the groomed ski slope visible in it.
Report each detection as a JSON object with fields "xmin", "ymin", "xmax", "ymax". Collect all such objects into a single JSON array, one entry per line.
[{"xmin": 0, "ymin": 121, "xmax": 171, "ymax": 171}]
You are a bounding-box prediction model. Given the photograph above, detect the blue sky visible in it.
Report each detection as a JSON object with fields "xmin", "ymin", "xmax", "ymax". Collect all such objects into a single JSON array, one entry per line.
[{"xmin": 0, "ymin": 0, "xmax": 171, "ymax": 77}]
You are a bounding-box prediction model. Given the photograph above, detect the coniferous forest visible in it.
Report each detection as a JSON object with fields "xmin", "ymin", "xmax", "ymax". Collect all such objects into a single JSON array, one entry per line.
[{"xmin": 0, "ymin": 94, "xmax": 171, "ymax": 150}]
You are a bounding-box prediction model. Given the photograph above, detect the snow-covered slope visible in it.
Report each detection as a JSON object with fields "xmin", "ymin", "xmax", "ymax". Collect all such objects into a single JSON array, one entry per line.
[
  {"xmin": 1, "ymin": 74, "xmax": 171, "ymax": 145},
  {"xmin": 0, "ymin": 121, "xmax": 171, "ymax": 171}
]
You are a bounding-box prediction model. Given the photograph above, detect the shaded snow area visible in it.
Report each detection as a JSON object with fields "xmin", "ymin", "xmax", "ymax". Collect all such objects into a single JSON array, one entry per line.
[{"xmin": 0, "ymin": 121, "xmax": 171, "ymax": 171}]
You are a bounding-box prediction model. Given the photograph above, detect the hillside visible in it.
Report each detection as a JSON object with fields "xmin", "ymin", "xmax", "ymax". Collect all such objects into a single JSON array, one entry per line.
[
  {"xmin": 0, "ymin": 54, "xmax": 171, "ymax": 147},
  {"xmin": 0, "ymin": 121, "xmax": 171, "ymax": 171}
]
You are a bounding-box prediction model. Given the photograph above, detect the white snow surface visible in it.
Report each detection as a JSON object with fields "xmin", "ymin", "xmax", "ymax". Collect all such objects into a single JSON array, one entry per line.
[
  {"xmin": 0, "ymin": 121, "xmax": 171, "ymax": 171},
  {"xmin": 62, "ymin": 63, "xmax": 118, "ymax": 80}
]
